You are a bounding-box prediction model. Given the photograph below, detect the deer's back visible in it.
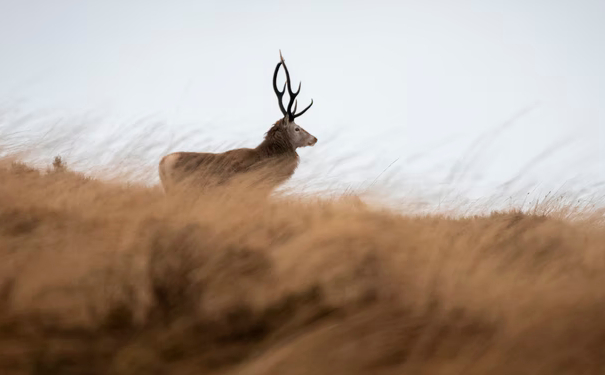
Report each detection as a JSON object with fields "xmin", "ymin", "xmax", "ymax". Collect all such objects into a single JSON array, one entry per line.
[{"xmin": 159, "ymin": 148, "xmax": 299, "ymax": 192}]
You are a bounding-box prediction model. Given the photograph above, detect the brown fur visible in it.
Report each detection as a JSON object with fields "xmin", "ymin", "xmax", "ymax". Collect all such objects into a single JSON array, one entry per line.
[{"xmin": 159, "ymin": 119, "xmax": 300, "ymax": 193}]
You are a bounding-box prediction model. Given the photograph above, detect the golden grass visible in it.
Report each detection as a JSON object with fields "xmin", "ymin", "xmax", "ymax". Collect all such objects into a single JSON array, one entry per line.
[{"xmin": 0, "ymin": 156, "xmax": 604, "ymax": 375}]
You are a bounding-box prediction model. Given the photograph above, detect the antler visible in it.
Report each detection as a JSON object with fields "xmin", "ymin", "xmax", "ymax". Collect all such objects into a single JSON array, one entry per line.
[
  {"xmin": 272, "ymin": 50, "xmax": 313, "ymax": 121},
  {"xmin": 272, "ymin": 58, "xmax": 287, "ymax": 117}
]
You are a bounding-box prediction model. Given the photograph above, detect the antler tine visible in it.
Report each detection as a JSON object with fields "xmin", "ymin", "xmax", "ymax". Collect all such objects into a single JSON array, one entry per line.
[
  {"xmin": 293, "ymin": 99, "xmax": 313, "ymax": 119},
  {"xmin": 293, "ymin": 82, "xmax": 301, "ymax": 96},
  {"xmin": 284, "ymin": 79, "xmax": 302, "ymax": 116},
  {"xmin": 272, "ymin": 62, "xmax": 287, "ymax": 116},
  {"xmin": 280, "ymin": 52, "xmax": 301, "ymax": 114}
]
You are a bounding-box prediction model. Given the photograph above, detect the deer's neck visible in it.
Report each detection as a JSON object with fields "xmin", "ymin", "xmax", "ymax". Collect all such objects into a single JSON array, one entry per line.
[{"xmin": 257, "ymin": 125, "xmax": 297, "ymax": 158}]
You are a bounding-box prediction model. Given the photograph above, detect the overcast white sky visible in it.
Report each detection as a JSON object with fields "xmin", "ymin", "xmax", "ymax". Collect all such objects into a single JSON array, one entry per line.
[{"xmin": 0, "ymin": 0, "xmax": 603, "ymax": 205}]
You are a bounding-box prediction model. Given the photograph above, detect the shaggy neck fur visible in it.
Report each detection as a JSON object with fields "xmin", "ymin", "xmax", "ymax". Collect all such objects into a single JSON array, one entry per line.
[{"xmin": 256, "ymin": 118, "xmax": 297, "ymax": 158}]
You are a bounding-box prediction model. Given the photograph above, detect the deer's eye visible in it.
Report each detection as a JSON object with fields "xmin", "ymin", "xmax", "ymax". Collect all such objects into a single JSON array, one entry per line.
[{"xmin": 295, "ymin": 127, "xmax": 300, "ymax": 132}]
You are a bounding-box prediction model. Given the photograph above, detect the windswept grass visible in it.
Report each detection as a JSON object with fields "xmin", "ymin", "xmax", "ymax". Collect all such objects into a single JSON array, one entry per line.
[{"xmin": 0, "ymin": 154, "xmax": 604, "ymax": 375}]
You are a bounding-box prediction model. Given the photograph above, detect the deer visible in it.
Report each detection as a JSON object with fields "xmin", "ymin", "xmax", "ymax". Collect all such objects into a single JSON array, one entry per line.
[{"xmin": 158, "ymin": 51, "xmax": 317, "ymax": 194}]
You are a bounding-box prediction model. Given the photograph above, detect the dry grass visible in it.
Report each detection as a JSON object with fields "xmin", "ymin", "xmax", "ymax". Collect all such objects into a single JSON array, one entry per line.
[{"xmin": 0, "ymin": 155, "xmax": 604, "ymax": 375}]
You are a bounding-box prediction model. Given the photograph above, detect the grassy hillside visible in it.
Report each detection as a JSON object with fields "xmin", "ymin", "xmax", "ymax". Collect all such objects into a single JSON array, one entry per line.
[{"xmin": 0, "ymin": 157, "xmax": 604, "ymax": 375}]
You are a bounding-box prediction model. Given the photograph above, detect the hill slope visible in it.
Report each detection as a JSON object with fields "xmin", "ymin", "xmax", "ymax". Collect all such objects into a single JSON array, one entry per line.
[{"xmin": 0, "ymin": 158, "xmax": 604, "ymax": 375}]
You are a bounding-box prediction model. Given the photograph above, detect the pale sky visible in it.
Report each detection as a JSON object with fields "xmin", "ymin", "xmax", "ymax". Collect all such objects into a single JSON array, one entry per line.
[{"xmin": 0, "ymin": 0, "xmax": 603, "ymax": 207}]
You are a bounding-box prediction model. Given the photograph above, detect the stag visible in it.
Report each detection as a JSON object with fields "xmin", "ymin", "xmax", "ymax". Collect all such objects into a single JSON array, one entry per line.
[{"xmin": 159, "ymin": 51, "xmax": 317, "ymax": 193}]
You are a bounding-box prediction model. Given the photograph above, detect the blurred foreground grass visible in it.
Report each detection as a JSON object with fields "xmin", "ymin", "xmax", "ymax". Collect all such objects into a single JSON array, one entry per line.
[{"xmin": 0, "ymin": 155, "xmax": 604, "ymax": 374}]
